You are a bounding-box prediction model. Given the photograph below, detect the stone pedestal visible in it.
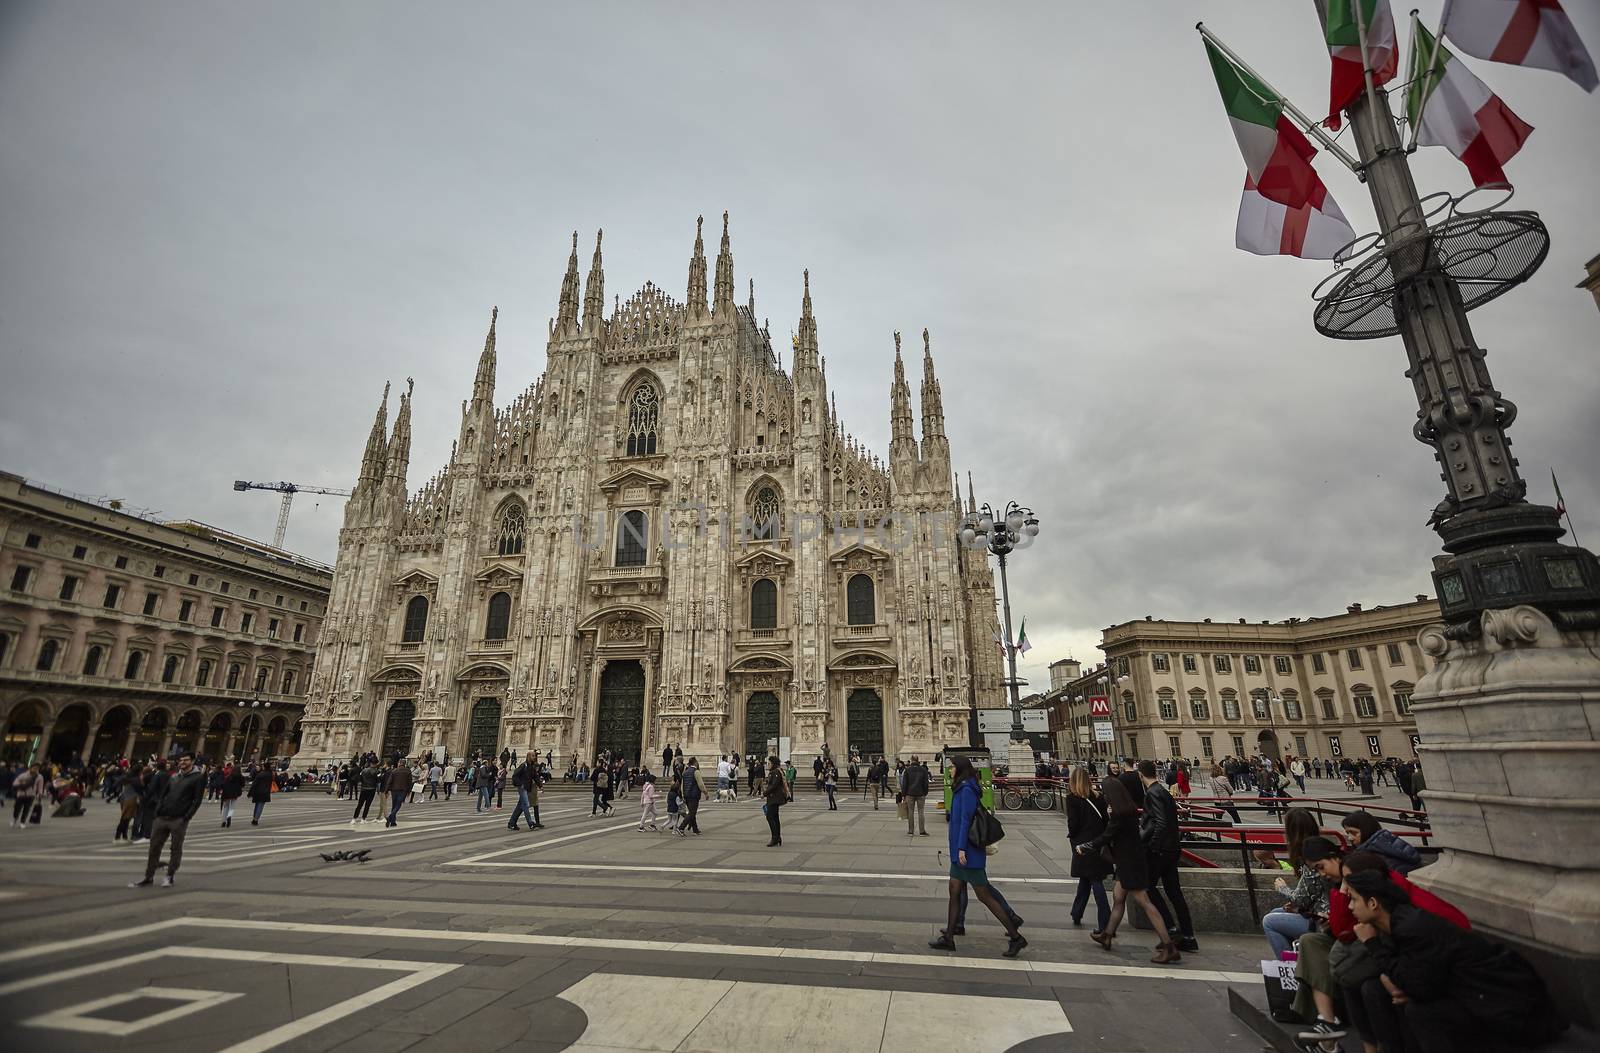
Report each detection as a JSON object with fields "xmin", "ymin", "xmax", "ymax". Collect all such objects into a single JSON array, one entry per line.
[
  {"xmin": 1409, "ymin": 605, "xmax": 1600, "ymax": 1027},
  {"xmin": 1006, "ymin": 738, "xmax": 1036, "ymax": 777}
]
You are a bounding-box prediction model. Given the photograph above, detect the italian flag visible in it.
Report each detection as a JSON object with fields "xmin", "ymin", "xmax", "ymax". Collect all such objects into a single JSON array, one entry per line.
[
  {"xmin": 1205, "ymin": 38, "xmax": 1355, "ymax": 259},
  {"xmin": 1236, "ymin": 173, "xmax": 1354, "ymax": 259},
  {"xmin": 1408, "ymin": 21, "xmax": 1534, "ymax": 188},
  {"xmin": 1441, "ymin": 0, "xmax": 1597, "ymax": 92},
  {"xmin": 1322, "ymin": 0, "xmax": 1400, "ymax": 128},
  {"xmin": 1015, "ymin": 619, "xmax": 1032, "ymax": 656}
]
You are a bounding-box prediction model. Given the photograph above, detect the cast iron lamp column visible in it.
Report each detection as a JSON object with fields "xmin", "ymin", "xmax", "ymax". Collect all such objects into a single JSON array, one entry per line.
[{"xmin": 959, "ymin": 501, "xmax": 1039, "ymax": 767}]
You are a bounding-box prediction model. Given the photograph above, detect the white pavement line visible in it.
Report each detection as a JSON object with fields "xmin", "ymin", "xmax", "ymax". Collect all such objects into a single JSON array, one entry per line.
[
  {"xmin": 0, "ymin": 943, "xmax": 458, "ymax": 1053},
  {"xmin": 440, "ymin": 858, "xmax": 1082, "ymax": 885},
  {"xmin": 25, "ymin": 916, "xmax": 1255, "ymax": 986},
  {"xmin": 0, "ymin": 918, "xmax": 187, "ymax": 965},
  {"xmin": 449, "ymin": 821, "xmax": 637, "ymax": 864}
]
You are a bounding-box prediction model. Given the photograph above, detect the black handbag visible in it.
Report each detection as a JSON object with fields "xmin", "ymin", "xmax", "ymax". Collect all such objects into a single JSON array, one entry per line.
[{"xmin": 967, "ymin": 803, "xmax": 1005, "ymax": 849}]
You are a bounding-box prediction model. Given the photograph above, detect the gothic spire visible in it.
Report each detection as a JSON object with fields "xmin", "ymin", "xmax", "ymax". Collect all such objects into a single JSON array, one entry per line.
[
  {"xmin": 748, "ymin": 277, "xmax": 756, "ymax": 318},
  {"xmin": 890, "ymin": 331, "xmax": 917, "ymax": 462},
  {"xmin": 713, "ymin": 210, "xmax": 735, "ymax": 316},
  {"xmin": 358, "ymin": 381, "xmax": 390, "ymax": 490},
  {"xmin": 582, "ymin": 229, "xmax": 605, "ymax": 334},
  {"xmin": 385, "ymin": 377, "xmax": 414, "ymax": 499},
  {"xmin": 556, "ymin": 231, "xmax": 580, "ymax": 335},
  {"xmin": 794, "ymin": 268, "xmax": 819, "ymax": 373},
  {"xmin": 686, "ymin": 215, "xmax": 708, "ymax": 319},
  {"xmin": 472, "ymin": 306, "xmax": 498, "ymax": 407},
  {"xmin": 919, "ymin": 326, "xmax": 947, "ymax": 450}
]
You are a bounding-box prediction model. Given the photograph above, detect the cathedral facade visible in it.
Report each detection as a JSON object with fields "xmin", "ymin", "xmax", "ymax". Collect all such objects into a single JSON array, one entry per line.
[{"xmin": 297, "ymin": 217, "xmax": 1003, "ymax": 770}]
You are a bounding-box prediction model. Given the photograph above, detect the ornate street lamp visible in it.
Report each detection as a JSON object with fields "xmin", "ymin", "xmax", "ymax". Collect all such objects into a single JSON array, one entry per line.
[{"xmin": 959, "ymin": 500, "xmax": 1040, "ymax": 765}]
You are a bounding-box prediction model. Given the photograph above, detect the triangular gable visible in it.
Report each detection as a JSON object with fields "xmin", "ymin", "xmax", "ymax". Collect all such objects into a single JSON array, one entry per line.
[{"xmin": 598, "ymin": 466, "xmax": 671, "ymax": 494}]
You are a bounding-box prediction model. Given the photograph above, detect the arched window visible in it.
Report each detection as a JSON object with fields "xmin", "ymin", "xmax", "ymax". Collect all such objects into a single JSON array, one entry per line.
[
  {"xmin": 625, "ymin": 383, "xmax": 659, "ymax": 456},
  {"xmin": 750, "ymin": 579, "xmax": 777, "ymax": 629},
  {"xmin": 36, "ymin": 639, "xmax": 59, "ymax": 672},
  {"xmin": 196, "ymin": 659, "xmax": 212, "ymax": 687},
  {"xmin": 750, "ymin": 486, "xmax": 780, "ymax": 538},
  {"xmin": 282, "ymin": 669, "xmax": 296, "ymax": 693},
  {"xmin": 83, "ymin": 645, "xmax": 104, "ymax": 676},
  {"xmin": 226, "ymin": 663, "xmax": 241, "ymax": 689},
  {"xmin": 496, "ymin": 503, "xmax": 525, "ymax": 556},
  {"xmin": 615, "ymin": 510, "xmax": 648, "ymax": 567},
  {"xmin": 485, "ymin": 591, "xmax": 512, "ymax": 641},
  {"xmin": 402, "ymin": 595, "xmax": 429, "ymax": 643},
  {"xmin": 255, "ymin": 667, "xmax": 270, "ymax": 692},
  {"xmin": 0, "ymin": 633, "xmax": 8, "ymax": 668},
  {"xmin": 846, "ymin": 573, "xmax": 875, "ymax": 625},
  {"xmin": 125, "ymin": 651, "xmax": 143, "ymax": 680},
  {"xmin": 162, "ymin": 655, "xmax": 180, "ymax": 684}
]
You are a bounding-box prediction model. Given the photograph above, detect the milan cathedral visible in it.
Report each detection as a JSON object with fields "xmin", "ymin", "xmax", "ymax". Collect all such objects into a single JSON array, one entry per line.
[{"xmin": 297, "ymin": 215, "xmax": 1004, "ymax": 769}]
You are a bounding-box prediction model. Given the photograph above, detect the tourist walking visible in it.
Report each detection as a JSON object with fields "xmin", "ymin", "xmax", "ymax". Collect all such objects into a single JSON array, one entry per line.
[
  {"xmin": 218, "ymin": 762, "xmax": 244, "ymax": 827},
  {"xmin": 385, "ymin": 760, "xmax": 410, "ymax": 826},
  {"xmin": 248, "ymin": 764, "xmax": 273, "ymax": 825},
  {"xmin": 637, "ymin": 769, "xmax": 659, "ymax": 831},
  {"xmin": 682, "ymin": 757, "xmax": 706, "ymax": 834},
  {"xmin": 1138, "ymin": 760, "xmax": 1199, "ymax": 953},
  {"xmin": 11, "ymin": 763, "xmax": 45, "ymax": 828},
  {"xmin": 114, "ymin": 764, "xmax": 145, "ymax": 841},
  {"xmin": 128, "ymin": 753, "xmax": 205, "ymax": 888},
  {"xmin": 1064, "ymin": 767, "xmax": 1111, "ymax": 934},
  {"xmin": 1078, "ymin": 773, "xmax": 1180, "ymax": 964},
  {"xmin": 928, "ymin": 755, "xmax": 1026, "ymax": 958},
  {"xmin": 591, "ymin": 761, "xmax": 614, "ymax": 816},
  {"xmin": 903, "ymin": 755, "xmax": 929, "ymax": 835},
  {"xmin": 822, "ymin": 764, "xmax": 837, "ymax": 810},
  {"xmin": 764, "ymin": 756, "xmax": 788, "ymax": 845},
  {"xmin": 351, "ymin": 758, "xmax": 379, "ymax": 823},
  {"xmin": 508, "ymin": 755, "xmax": 541, "ymax": 830}
]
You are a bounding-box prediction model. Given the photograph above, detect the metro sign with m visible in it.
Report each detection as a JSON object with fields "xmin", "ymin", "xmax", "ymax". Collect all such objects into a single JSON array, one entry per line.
[{"xmin": 1088, "ymin": 695, "xmax": 1111, "ymax": 718}]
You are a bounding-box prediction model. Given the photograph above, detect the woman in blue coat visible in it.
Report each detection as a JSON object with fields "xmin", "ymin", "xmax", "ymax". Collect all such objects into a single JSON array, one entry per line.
[{"xmin": 929, "ymin": 756, "xmax": 1026, "ymax": 958}]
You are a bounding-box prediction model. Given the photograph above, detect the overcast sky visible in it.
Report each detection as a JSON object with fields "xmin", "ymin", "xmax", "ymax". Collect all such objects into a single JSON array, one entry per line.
[{"xmin": 3, "ymin": 1, "xmax": 1597, "ymax": 691}]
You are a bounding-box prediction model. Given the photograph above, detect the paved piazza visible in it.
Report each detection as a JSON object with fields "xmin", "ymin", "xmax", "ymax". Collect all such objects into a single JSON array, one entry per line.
[{"xmin": 0, "ymin": 787, "xmax": 1269, "ymax": 1052}]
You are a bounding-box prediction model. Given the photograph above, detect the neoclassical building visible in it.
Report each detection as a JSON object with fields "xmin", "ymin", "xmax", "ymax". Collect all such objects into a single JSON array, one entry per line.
[
  {"xmin": 0, "ymin": 473, "xmax": 329, "ymax": 767},
  {"xmin": 298, "ymin": 217, "xmax": 1004, "ymax": 769},
  {"xmin": 1047, "ymin": 597, "xmax": 1438, "ymax": 764}
]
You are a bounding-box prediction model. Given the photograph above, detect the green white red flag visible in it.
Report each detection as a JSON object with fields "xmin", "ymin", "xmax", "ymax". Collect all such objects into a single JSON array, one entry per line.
[
  {"xmin": 1204, "ymin": 38, "xmax": 1355, "ymax": 258},
  {"xmin": 1442, "ymin": 0, "xmax": 1597, "ymax": 92},
  {"xmin": 1321, "ymin": 0, "xmax": 1400, "ymax": 128},
  {"xmin": 1407, "ymin": 21, "xmax": 1534, "ymax": 187}
]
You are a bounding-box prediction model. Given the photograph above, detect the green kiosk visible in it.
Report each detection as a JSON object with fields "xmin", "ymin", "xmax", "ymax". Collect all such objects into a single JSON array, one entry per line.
[{"xmin": 939, "ymin": 746, "xmax": 994, "ymax": 819}]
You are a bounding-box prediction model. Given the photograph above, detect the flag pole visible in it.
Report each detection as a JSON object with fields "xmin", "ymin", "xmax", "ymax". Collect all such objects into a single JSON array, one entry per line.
[
  {"xmin": 1351, "ymin": 0, "xmax": 1390, "ymax": 154},
  {"xmin": 1196, "ymin": 22, "xmax": 1363, "ymax": 173},
  {"xmin": 1404, "ymin": 6, "xmax": 1453, "ymax": 152},
  {"xmin": 1554, "ymin": 470, "xmax": 1584, "ymax": 548}
]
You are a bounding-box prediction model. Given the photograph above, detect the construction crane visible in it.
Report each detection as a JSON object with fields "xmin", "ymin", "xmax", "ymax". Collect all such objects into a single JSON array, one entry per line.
[{"xmin": 232, "ymin": 480, "xmax": 352, "ymax": 548}]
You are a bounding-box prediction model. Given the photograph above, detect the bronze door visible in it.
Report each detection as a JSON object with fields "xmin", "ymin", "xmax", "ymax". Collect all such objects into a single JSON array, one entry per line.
[
  {"xmin": 468, "ymin": 697, "xmax": 502, "ymax": 758},
  {"xmin": 596, "ymin": 661, "xmax": 645, "ymax": 764},
  {"xmin": 846, "ymin": 688, "xmax": 884, "ymax": 758},
  {"xmin": 744, "ymin": 691, "xmax": 779, "ymax": 759},
  {"xmin": 381, "ymin": 699, "xmax": 415, "ymax": 759}
]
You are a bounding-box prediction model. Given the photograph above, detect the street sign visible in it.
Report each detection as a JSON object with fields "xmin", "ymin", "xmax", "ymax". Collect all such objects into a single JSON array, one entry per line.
[
  {"xmin": 1089, "ymin": 695, "xmax": 1111, "ymax": 718},
  {"xmin": 1093, "ymin": 721, "xmax": 1114, "ymax": 742},
  {"xmin": 976, "ymin": 709, "xmax": 1049, "ymax": 733}
]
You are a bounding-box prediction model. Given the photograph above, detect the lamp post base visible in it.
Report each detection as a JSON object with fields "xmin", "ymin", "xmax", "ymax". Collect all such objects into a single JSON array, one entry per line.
[
  {"xmin": 1006, "ymin": 739, "xmax": 1036, "ymax": 778},
  {"xmin": 1410, "ymin": 604, "xmax": 1600, "ymax": 1027}
]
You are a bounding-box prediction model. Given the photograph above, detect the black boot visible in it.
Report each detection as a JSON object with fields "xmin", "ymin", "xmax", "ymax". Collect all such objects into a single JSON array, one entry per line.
[{"xmin": 928, "ymin": 934, "xmax": 957, "ymax": 951}]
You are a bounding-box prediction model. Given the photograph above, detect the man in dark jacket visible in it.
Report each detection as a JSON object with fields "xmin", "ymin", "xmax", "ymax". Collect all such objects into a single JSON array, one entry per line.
[
  {"xmin": 508, "ymin": 757, "xmax": 541, "ymax": 830},
  {"xmin": 763, "ymin": 756, "xmax": 788, "ymax": 846},
  {"xmin": 130, "ymin": 753, "xmax": 205, "ymax": 888},
  {"xmin": 903, "ymin": 757, "xmax": 930, "ymax": 836},
  {"xmin": 385, "ymin": 760, "xmax": 411, "ymax": 826},
  {"xmin": 1137, "ymin": 760, "xmax": 1198, "ymax": 952}
]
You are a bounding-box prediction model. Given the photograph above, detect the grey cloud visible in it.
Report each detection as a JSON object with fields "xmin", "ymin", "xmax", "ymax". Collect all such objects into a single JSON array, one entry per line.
[{"xmin": 2, "ymin": 0, "xmax": 1595, "ymax": 693}]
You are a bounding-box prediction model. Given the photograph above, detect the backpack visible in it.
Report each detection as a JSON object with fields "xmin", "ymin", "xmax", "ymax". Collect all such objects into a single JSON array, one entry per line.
[
  {"xmin": 967, "ymin": 799, "xmax": 1005, "ymax": 850},
  {"xmin": 597, "ymin": 770, "xmax": 610, "ymax": 790}
]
